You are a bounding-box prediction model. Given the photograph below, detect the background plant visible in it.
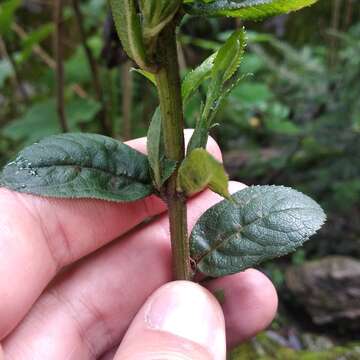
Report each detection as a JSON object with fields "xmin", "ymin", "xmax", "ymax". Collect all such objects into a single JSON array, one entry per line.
[{"xmin": 0, "ymin": 0, "xmax": 359, "ymax": 356}]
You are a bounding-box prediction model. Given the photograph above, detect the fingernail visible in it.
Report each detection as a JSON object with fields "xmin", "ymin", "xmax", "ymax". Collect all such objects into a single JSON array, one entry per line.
[{"xmin": 144, "ymin": 281, "xmax": 225, "ymax": 359}]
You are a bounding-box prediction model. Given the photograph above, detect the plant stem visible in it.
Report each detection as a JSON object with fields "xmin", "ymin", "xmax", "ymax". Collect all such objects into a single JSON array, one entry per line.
[{"xmin": 155, "ymin": 22, "xmax": 191, "ymax": 281}]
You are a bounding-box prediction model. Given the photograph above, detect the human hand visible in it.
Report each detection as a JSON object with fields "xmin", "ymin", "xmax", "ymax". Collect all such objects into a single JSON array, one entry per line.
[{"xmin": 0, "ymin": 133, "xmax": 277, "ymax": 359}]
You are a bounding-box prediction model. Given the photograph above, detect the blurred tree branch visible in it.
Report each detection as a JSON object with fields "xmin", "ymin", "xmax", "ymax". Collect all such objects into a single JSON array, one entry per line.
[
  {"xmin": 11, "ymin": 23, "xmax": 87, "ymax": 98},
  {"xmin": 72, "ymin": 0, "xmax": 111, "ymax": 135},
  {"xmin": 54, "ymin": 0, "xmax": 68, "ymax": 132},
  {"xmin": 121, "ymin": 60, "xmax": 133, "ymax": 140},
  {"xmin": 0, "ymin": 36, "xmax": 28, "ymax": 102}
]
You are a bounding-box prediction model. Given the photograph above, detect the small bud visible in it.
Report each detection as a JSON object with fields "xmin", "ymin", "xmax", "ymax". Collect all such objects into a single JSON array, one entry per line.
[{"xmin": 139, "ymin": 0, "xmax": 181, "ymax": 46}]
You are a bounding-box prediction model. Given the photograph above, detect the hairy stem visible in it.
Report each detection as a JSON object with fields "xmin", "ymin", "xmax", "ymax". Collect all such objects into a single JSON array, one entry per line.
[{"xmin": 155, "ymin": 22, "xmax": 191, "ymax": 280}]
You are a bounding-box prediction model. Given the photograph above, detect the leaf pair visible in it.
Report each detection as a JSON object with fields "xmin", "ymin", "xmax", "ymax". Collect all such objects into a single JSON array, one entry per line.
[{"xmin": 0, "ymin": 134, "xmax": 326, "ymax": 280}]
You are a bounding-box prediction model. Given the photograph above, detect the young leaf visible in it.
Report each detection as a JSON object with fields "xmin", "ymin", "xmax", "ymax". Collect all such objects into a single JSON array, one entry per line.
[
  {"xmin": 109, "ymin": 0, "xmax": 149, "ymax": 70},
  {"xmin": 187, "ymin": 29, "xmax": 246, "ymax": 152},
  {"xmin": 185, "ymin": 0, "xmax": 318, "ymax": 19},
  {"xmin": 181, "ymin": 53, "xmax": 216, "ymax": 103},
  {"xmin": 147, "ymin": 107, "xmax": 163, "ymax": 187},
  {"xmin": 139, "ymin": 0, "xmax": 180, "ymax": 43},
  {"xmin": 178, "ymin": 148, "xmax": 230, "ymax": 199},
  {"xmin": 147, "ymin": 107, "xmax": 176, "ymax": 189},
  {"xmin": 190, "ymin": 185, "xmax": 326, "ymax": 277},
  {"xmin": 0, "ymin": 133, "xmax": 154, "ymax": 202},
  {"xmin": 212, "ymin": 28, "xmax": 246, "ymax": 84},
  {"xmin": 131, "ymin": 68, "xmax": 157, "ymax": 86}
]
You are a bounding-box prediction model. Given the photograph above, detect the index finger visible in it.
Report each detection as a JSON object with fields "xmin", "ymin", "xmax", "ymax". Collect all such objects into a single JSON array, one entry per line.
[{"xmin": 0, "ymin": 131, "xmax": 222, "ymax": 339}]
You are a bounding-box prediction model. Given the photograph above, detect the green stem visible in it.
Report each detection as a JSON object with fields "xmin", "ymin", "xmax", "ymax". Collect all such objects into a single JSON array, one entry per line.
[{"xmin": 155, "ymin": 21, "xmax": 191, "ymax": 280}]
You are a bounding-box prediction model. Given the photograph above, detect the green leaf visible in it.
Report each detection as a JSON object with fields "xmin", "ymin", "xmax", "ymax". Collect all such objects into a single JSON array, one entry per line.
[
  {"xmin": 212, "ymin": 28, "xmax": 246, "ymax": 83},
  {"xmin": 109, "ymin": 0, "xmax": 149, "ymax": 69},
  {"xmin": 178, "ymin": 148, "xmax": 230, "ymax": 199},
  {"xmin": 187, "ymin": 29, "xmax": 246, "ymax": 152},
  {"xmin": 147, "ymin": 107, "xmax": 176, "ymax": 188},
  {"xmin": 18, "ymin": 23, "xmax": 54, "ymax": 63},
  {"xmin": 181, "ymin": 53, "xmax": 216, "ymax": 103},
  {"xmin": 65, "ymin": 97, "xmax": 102, "ymax": 124},
  {"xmin": 185, "ymin": 0, "xmax": 318, "ymax": 19},
  {"xmin": 1, "ymin": 133, "xmax": 154, "ymax": 202},
  {"xmin": 139, "ymin": 0, "xmax": 180, "ymax": 43},
  {"xmin": 186, "ymin": 123, "xmax": 208, "ymax": 154},
  {"xmin": 147, "ymin": 107, "xmax": 163, "ymax": 187},
  {"xmin": 131, "ymin": 68, "xmax": 157, "ymax": 86},
  {"xmin": 0, "ymin": 0, "xmax": 21, "ymax": 37},
  {"xmin": 190, "ymin": 185, "xmax": 326, "ymax": 277},
  {"xmin": 2, "ymin": 98, "xmax": 101, "ymax": 145},
  {"xmin": 2, "ymin": 99, "xmax": 60, "ymax": 144}
]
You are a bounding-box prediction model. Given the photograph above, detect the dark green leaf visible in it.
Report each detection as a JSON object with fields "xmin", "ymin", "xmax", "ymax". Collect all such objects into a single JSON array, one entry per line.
[
  {"xmin": 185, "ymin": 0, "xmax": 318, "ymax": 19},
  {"xmin": 178, "ymin": 148, "xmax": 230, "ymax": 199},
  {"xmin": 186, "ymin": 122, "xmax": 208, "ymax": 154},
  {"xmin": 147, "ymin": 107, "xmax": 163, "ymax": 187},
  {"xmin": 147, "ymin": 107, "xmax": 176, "ymax": 189},
  {"xmin": 162, "ymin": 159, "xmax": 177, "ymax": 184},
  {"xmin": 190, "ymin": 185, "xmax": 326, "ymax": 277},
  {"xmin": 109, "ymin": 0, "xmax": 149, "ymax": 69},
  {"xmin": 1, "ymin": 133, "xmax": 154, "ymax": 202}
]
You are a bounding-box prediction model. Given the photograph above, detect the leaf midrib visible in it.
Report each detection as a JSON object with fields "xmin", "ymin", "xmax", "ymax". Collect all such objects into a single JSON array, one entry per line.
[
  {"xmin": 9, "ymin": 162, "xmax": 150, "ymax": 186},
  {"xmin": 194, "ymin": 205, "xmax": 319, "ymax": 264}
]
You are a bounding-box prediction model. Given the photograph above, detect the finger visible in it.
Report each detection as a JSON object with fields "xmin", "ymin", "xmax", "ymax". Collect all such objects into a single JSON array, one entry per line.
[
  {"xmin": 0, "ymin": 132, "xmax": 222, "ymax": 339},
  {"xmin": 206, "ymin": 269, "xmax": 278, "ymax": 347},
  {"xmin": 99, "ymin": 347, "xmax": 117, "ymax": 360},
  {"xmin": 99, "ymin": 270, "xmax": 278, "ymax": 357},
  {"xmin": 114, "ymin": 281, "xmax": 226, "ymax": 360},
  {"xmin": 3, "ymin": 182, "xmax": 275, "ymax": 359}
]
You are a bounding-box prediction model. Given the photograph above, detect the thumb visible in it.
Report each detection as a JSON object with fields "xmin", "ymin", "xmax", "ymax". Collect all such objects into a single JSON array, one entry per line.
[{"xmin": 114, "ymin": 281, "xmax": 226, "ymax": 360}]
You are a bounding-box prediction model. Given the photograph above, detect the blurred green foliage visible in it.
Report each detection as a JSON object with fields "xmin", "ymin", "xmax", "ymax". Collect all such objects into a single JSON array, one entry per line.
[{"xmin": 0, "ymin": 0, "xmax": 359, "ymax": 257}]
